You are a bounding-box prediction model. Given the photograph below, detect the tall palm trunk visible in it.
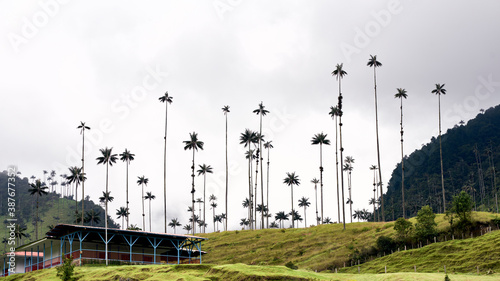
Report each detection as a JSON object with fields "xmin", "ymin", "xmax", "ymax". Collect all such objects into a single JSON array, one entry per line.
[
  {"xmin": 105, "ymin": 162, "xmax": 109, "ymax": 266},
  {"xmin": 319, "ymin": 144, "xmax": 324, "ymax": 223},
  {"xmin": 142, "ymin": 183, "xmax": 145, "ymax": 230},
  {"xmin": 191, "ymin": 149, "xmax": 196, "ymax": 233},
  {"xmin": 291, "ymin": 185, "xmax": 295, "ymax": 228},
  {"xmin": 149, "ymin": 199, "xmax": 152, "ymax": 232},
  {"xmin": 338, "ymin": 82, "xmax": 346, "ymax": 230},
  {"xmin": 314, "ymin": 183, "xmax": 319, "ymax": 225},
  {"xmin": 163, "ymin": 100, "xmax": 169, "ymax": 233},
  {"xmin": 373, "ymin": 67, "xmax": 385, "ymax": 221},
  {"xmin": 254, "ymin": 149, "xmax": 259, "ymax": 229},
  {"xmin": 125, "ymin": 162, "xmax": 130, "ymax": 228},
  {"xmin": 335, "ymin": 115, "xmax": 340, "ymax": 224},
  {"xmin": 349, "ymin": 171, "xmax": 352, "ymax": 223},
  {"xmin": 400, "ymin": 98, "xmax": 406, "ymax": 218},
  {"xmin": 224, "ymin": 113, "xmax": 228, "ymax": 231},
  {"xmin": 438, "ymin": 94, "xmax": 446, "ymax": 212},
  {"xmin": 259, "ymin": 116, "xmax": 264, "ymax": 229},
  {"xmin": 203, "ymin": 174, "xmax": 206, "ymax": 233},
  {"xmin": 81, "ymin": 130, "xmax": 85, "ymax": 225},
  {"xmin": 266, "ymin": 148, "xmax": 270, "ymax": 228},
  {"xmin": 35, "ymin": 193, "xmax": 39, "ymax": 240},
  {"xmin": 247, "ymin": 147, "xmax": 252, "ymax": 230}
]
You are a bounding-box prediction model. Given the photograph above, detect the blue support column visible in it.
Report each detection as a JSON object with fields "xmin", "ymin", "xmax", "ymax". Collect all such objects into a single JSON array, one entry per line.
[
  {"xmin": 24, "ymin": 250, "xmax": 26, "ymax": 273},
  {"xmin": 60, "ymin": 236, "xmax": 64, "ymax": 261},
  {"xmin": 170, "ymin": 240, "xmax": 185, "ymax": 265},
  {"xmin": 43, "ymin": 243, "xmax": 45, "ymax": 269},
  {"xmin": 30, "ymin": 247, "xmax": 33, "ymax": 272},
  {"xmin": 76, "ymin": 231, "xmax": 89, "ymax": 266},
  {"xmin": 67, "ymin": 233, "xmax": 76, "ymax": 258},
  {"xmin": 193, "ymin": 241, "xmax": 202, "ymax": 264},
  {"xmin": 122, "ymin": 235, "xmax": 139, "ymax": 263},
  {"xmin": 50, "ymin": 241, "xmax": 53, "ymax": 268},
  {"xmin": 37, "ymin": 245, "xmax": 39, "ymax": 269},
  {"xmin": 146, "ymin": 238, "xmax": 163, "ymax": 264}
]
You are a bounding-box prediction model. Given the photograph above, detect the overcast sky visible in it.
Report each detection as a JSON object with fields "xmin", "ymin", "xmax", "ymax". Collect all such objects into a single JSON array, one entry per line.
[{"xmin": 2, "ymin": 1, "xmax": 500, "ymax": 232}]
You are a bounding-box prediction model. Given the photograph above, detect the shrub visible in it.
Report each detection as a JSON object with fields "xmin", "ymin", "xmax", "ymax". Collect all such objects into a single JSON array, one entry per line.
[
  {"xmin": 394, "ymin": 217, "xmax": 413, "ymax": 241},
  {"xmin": 56, "ymin": 256, "xmax": 75, "ymax": 281},
  {"xmin": 376, "ymin": 236, "xmax": 396, "ymax": 253},
  {"xmin": 285, "ymin": 261, "xmax": 298, "ymax": 270},
  {"xmin": 415, "ymin": 205, "xmax": 437, "ymax": 241}
]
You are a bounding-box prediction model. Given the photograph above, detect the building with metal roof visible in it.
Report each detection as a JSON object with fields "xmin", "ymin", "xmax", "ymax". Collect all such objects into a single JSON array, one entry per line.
[{"xmin": 1, "ymin": 224, "xmax": 207, "ymax": 277}]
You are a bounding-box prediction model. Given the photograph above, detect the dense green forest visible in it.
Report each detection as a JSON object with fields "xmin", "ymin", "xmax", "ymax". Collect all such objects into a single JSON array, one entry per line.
[
  {"xmin": 383, "ymin": 105, "xmax": 500, "ymax": 220},
  {"xmin": 0, "ymin": 171, "xmax": 118, "ymax": 247}
]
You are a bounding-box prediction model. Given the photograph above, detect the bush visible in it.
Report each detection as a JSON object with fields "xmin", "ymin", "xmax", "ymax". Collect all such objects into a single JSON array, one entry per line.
[
  {"xmin": 415, "ymin": 205, "xmax": 437, "ymax": 241},
  {"xmin": 444, "ymin": 273, "xmax": 451, "ymax": 281},
  {"xmin": 394, "ymin": 218, "xmax": 413, "ymax": 241},
  {"xmin": 376, "ymin": 236, "xmax": 396, "ymax": 253},
  {"xmin": 56, "ymin": 256, "xmax": 75, "ymax": 281},
  {"xmin": 285, "ymin": 261, "xmax": 298, "ymax": 270}
]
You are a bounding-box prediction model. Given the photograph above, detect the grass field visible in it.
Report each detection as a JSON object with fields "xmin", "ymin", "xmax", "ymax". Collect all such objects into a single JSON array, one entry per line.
[
  {"xmin": 3, "ymin": 263, "xmax": 500, "ymax": 281},
  {"xmin": 198, "ymin": 212, "xmax": 499, "ymax": 271}
]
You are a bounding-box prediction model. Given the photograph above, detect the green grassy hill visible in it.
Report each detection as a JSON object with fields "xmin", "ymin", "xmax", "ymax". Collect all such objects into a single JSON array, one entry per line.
[
  {"xmin": 4, "ymin": 263, "xmax": 500, "ymax": 281},
  {"xmin": 0, "ymin": 171, "xmax": 119, "ymax": 250},
  {"xmin": 199, "ymin": 212, "xmax": 499, "ymax": 272}
]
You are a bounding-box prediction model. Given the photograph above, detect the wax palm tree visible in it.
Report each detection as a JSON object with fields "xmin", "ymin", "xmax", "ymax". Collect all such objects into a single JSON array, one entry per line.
[
  {"xmin": 368, "ymin": 198, "xmax": 377, "ymax": 222},
  {"xmin": 116, "ymin": 207, "xmax": 129, "ymax": 230},
  {"xmin": 253, "ymin": 102, "xmax": 269, "ymax": 229},
  {"xmin": 289, "ymin": 210, "xmax": 303, "ymax": 226},
  {"xmin": 189, "ymin": 215, "xmax": 200, "ymax": 234},
  {"xmin": 310, "ymin": 178, "xmax": 320, "ymax": 225},
  {"xmin": 395, "ymin": 88, "xmax": 408, "ymax": 218},
  {"xmin": 367, "ymin": 55, "xmax": 385, "ymax": 221},
  {"xmin": 332, "ymin": 63, "xmax": 347, "ymax": 230},
  {"xmin": 169, "ymin": 218, "xmax": 181, "ymax": 234},
  {"xmin": 197, "ymin": 164, "xmax": 213, "ymax": 233},
  {"xmin": 275, "ymin": 211, "xmax": 289, "ymax": 229},
  {"xmin": 264, "ymin": 141, "xmax": 273, "ymax": 228},
  {"xmin": 159, "ymin": 91, "xmax": 173, "ymax": 233},
  {"xmin": 96, "ymin": 147, "xmax": 118, "ymax": 266},
  {"xmin": 85, "ymin": 209, "xmax": 101, "ymax": 226},
  {"xmin": 66, "ymin": 166, "xmax": 85, "ymax": 217},
  {"xmin": 77, "ymin": 121, "xmax": 90, "ymax": 225},
  {"xmin": 242, "ymin": 197, "xmax": 250, "ymax": 224},
  {"xmin": 329, "ymin": 105, "xmax": 342, "ymax": 225},
  {"xmin": 222, "ymin": 105, "xmax": 230, "ymax": 231},
  {"xmin": 196, "ymin": 198, "xmax": 203, "ymax": 218},
  {"xmin": 298, "ymin": 197, "xmax": 310, "ymax": 227},
  {"xmin": 119, "ymin": 149, "xmax": 135, "ymax": 228},
  {"xmin": 432, "ymin": 83, "xmax": 447, "ymax": 212},
  {"xmin": 369, "ymin": 165, "xmax": 378, "ymax": 221},
  {"xmin": 183, "ymin": 224, "xmax": 192, "ymax": 234},
  {"xmin": 144, "ymin": 191, "xmax": 155, "ymax": 232},
  {"xmin": 99, "ymin": 191, "xmax": 114, "ymax": 204},
  {"xmin": 240, "ymin": 218, "xmax": 250, "ymax": 229},
  {"xmin": 252, "ymin": 133, "xmax": 265, "ymax": 228},
  {"xmin": 283, "ymin": 172, "xmax": 300, "ymax": 228},
  {"xmin": 29, "ymin": 179, "xmax": 49, "ymax": 240},
  {"xmin": 344, "ymin": 156, "xmax": 355, "ymax": 223},
  {"xmin": 240, "ymin": 129, "xmax": 258, "ymax": 229},
  {"xmin": 209, "ymin": 194, "xmax": 217, "ymax": 232},
  {"xmin": 184, "ymin": 132, "xmax": 204, "ymax": 233},
  {"xmin": 137, "ymin": 176, "xmax": 149, "ymax": 230},
  {"xmin": 353, "ymin": 209, "xmax": 362, "ymax": 222},
  {"xmin": 311, "ymin": 133, "xmax": 330, "ymax": 223},
  {"xmin": 14, "ymin": 224, "xmax": 28, "ymax": 245}
]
